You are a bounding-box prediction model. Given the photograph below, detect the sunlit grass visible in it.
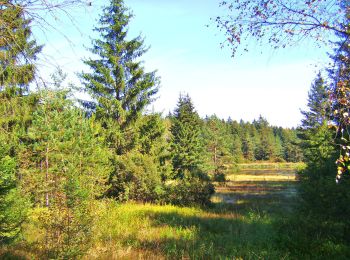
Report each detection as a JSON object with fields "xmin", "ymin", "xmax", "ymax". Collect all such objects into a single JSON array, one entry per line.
[
  {"xmin": 11, "ymin": 165, "xmax": 299, "ymax": 259},
  {"xmin": 226, "ymin": 173, "xmax": 296, "ymax": 182},
  {"xmin": 238, "ymin": 162, "xmax": 305, "ymax": 170},
  {"xmin": 85, "ymin": 201, "xmax": 286, "ymax": 259}
]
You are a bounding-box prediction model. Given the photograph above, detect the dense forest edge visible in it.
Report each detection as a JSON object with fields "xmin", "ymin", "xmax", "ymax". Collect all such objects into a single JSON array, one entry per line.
[{"xmin": 1, "ymin": 0, "xmax": 350, "ymax": 259}]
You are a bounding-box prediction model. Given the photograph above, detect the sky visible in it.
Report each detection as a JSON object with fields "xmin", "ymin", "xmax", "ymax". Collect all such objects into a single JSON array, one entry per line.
[{"xmin": 32, "ymin": 0, "xmax": 331, "ymax": 128}]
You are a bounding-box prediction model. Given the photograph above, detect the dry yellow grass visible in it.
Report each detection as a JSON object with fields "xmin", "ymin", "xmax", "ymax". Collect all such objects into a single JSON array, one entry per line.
[{"xmin": 226, "ymin": 174, "xmax": 296, "ymax": 182}]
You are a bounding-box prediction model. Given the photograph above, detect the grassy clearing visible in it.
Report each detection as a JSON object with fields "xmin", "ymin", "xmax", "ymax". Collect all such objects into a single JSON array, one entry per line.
[
  {"xmin": 5, "ymin": 163, "xmax": 348, "ymax": 259},
  {"xmin": 84, "ymin": 166, "xmax": 298, "ymax": 259},
  {"xmin": 86, "ymin": 201, "xmax": 286, "ymax": 259}
]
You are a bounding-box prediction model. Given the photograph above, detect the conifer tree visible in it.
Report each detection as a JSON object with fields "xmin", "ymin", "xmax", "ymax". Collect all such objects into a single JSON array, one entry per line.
[
  {"xmin": 0, "ymin": 1, "xmax": 41, "ymax": 95},
  {"xmin": 21, "ymin": 90, "xmax": 111, "ymax": 258},
  {"xmin": 204, "ymin": 115, "xmax": 233, "ymax": 178},
  {"xmin": 241, "ymin": 132, "xmax": 255, "ymax": 161},
  {"xmin": 299, "ymin": 73, "xmax": 335, "ymax": 173},
  {"xmin": 80, "ymin": 0, "xmax": 159, "ymax": 155},
  {"xmin": 301, "ymin": 73, "xmax": 329, "ymax": 129},
  {"xmin": 0, "ymin": 133, "xmax": 28, "ymax": 242},
  {"xmin": 170, "ymin": 94, "xmax": 205, "ymax": 179},
  {"xmin": 0, "ymin": 1, "xmax": 40, "ymax": 243},
  {"xmin": 108, "ymin": 114, "xmax": 170, "ymax": 202}
]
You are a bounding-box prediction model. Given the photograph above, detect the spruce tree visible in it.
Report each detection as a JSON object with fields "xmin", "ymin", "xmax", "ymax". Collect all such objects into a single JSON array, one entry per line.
[
  {"xmin": 299, "ymin": 73, "xmax": 335, "ymax": 173},
  {"xmin": 0, "ymin": 1, "xmax": 42, "ymax": 95},
  {"xmin": 170, "ymin": 94, "xmax": 205, "ymax": 179},
  {"xmin": 108, "ymin": 114, "xmax": 170, "ymax": 202},
  {"xmin": 167, "ymin": 95, "xmax": 214, "ymax": 206},
  {"xmin": 301, "ymin": 73, "xmax": 329, "ymax": 129},
  {"xmin": 80, "ymin": 0, "xmax": 159, "ymax": 155}
]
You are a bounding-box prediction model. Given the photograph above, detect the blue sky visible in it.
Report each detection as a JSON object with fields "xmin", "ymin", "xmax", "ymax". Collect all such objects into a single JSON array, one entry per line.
[{"xmin": 33, "ymin": 0, "xmax": 331, "ymax": 128}]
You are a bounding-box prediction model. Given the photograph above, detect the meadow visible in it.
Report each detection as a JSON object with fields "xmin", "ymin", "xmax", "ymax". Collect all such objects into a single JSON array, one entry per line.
[
  {"xmin": 4, "ymin": 162, "xmax": 349, "ymax": 259},
  {"xmin": 83, "ymin": 164, "xmax": 300, "ymax": 259}
]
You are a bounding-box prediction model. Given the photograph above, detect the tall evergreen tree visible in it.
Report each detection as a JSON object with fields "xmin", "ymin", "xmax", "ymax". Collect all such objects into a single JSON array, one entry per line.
[
  {"xmin": 170, "ymin": 94, "xmax": 205, "ymax": 179},
  {"xmin": 0, "ymin": 1, "xmax": 40, "ymax": 243},
  {"xmin": 299, "ymin": 73, "xmax": 334, "ymax": 171},
  {"xmin": 80, "ymin": 0, "xmax": 159, "ymax": 155},
  {"xmin": 204, "ymin": 115, "xmax": 234, "ymax": 177},
  {"xmin": 301, "ymin": 73, "xmax": 329, "ymax": 129},
  {"xmin": 0, "ymin": 1, "xmax": 41, "ymax": 95}
]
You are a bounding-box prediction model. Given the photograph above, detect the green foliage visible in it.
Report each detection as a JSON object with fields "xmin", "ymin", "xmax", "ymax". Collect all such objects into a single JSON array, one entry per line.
[
  {"xmin": 80, "ymin": 0, "xmax": 166, "ymax": 203},
  {"xmin": 170, "ymin": 94, "xmax": 206, "ymax": 179},
  {"xmin": 106, "ymin": 113, "xmax": 170, "ymax": 203},
  {"xmin": 328, "ymin": 17, "xmax": 350, "ymax": 181},
  {"xmin": 81, "ymin": 0, "xmax": 159, "ymax": 155},
  {"xmin": 0, "ymin": 1, "xmax": 42, "ymax": 95},
  {"xmin": 0, "ymin": 8, "xmax": 39, "ymax": 239},
  {"xmin": 168, "ymin": 94, "xmax": 214, "ymax": 206},
  {"xmin": 163, "ymin": 178, "xmax": 214, "ymax": 207},
  {"xmin": 20, "ymin": 90, "xmax": 111, "ymax": 258},
  {"xmin": 0, "ymin": 137, "xmax": 28, "ymax": 243},
  {"xmin": 107, "ymin": 152, "xmax": 165, "ymax": 202},
  {"xmin": 289, "ymin": 72, "xmax": 350, "ymax": 258},
  {"xmin": 203, "ymin": 115, "xmax": 235, "ymax": 177},
  {"xmin": 301, "ymin": 73, "xmax": 329, "ymax": 129}
]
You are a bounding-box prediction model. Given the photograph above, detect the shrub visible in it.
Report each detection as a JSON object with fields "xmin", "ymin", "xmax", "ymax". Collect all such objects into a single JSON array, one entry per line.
[
  {"xmin": 163, "ymin": 178, "xmax": 215, "ymax": 207},
  {"xmin": 107, "ymin": 153, "xmax": 165, "ymax": 203}
]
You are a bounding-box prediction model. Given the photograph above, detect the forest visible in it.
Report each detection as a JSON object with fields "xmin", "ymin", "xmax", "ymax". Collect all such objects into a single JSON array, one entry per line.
[{"xmin": 0, "ymin": 0, "xmax": 350, "ymax": 259}]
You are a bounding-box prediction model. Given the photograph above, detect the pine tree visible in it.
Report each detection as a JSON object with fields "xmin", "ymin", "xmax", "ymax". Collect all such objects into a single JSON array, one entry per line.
[
  {"xmin": 170, "ymin": 94, "xmax": 205, "ymax": 179},
  {"xmin": 20, "ymin": 90, "xmax": 111, "ymax": 258},
  {"xmin": 80, "ymin": 0, "xmax": 159, "ymax": 155}
]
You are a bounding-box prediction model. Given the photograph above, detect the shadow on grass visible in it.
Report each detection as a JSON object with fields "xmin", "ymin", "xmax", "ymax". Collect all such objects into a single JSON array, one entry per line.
[
  {"xmin": 0, "ymin": 249, "xmax": 28, "ymax": 260},
  {"xmin": 119, "ymin": 209, "xmax": 286, "ymax": 259}
]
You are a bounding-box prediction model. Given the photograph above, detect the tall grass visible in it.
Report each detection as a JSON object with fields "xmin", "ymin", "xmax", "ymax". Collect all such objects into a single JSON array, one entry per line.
[
  {"xmin": 86, "ymin": 200, "xmax": 286, "ymax": 259},
  {"xmin": 238, "ymin": 162, "xmax": 305, "ymax": 170},
  {"xmin": 2, "ymin": 163, "xmax": 349, "ymax": 259}
]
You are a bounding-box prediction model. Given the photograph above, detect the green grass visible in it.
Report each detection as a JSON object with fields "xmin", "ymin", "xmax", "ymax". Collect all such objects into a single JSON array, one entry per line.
[
  {"xmin": 3, "ymin": 163, "xmax": 349, "ymax": 259},
  {"xmin": 86, "ymin": 167, "xmax": 299, "ymax": 259},
  {"xmin": 86, "ymin": 201, "xmax": 287, "ymax": 259}
]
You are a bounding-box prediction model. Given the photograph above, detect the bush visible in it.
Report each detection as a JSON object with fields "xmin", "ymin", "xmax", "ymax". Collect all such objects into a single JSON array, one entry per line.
[
  {"xmin": 212, "ymin": 172, "xmax": 226, "ymax": 182},
  {"xmin": 163, "ymin": 178, "xmax": 215, "ymax": 207},
  {"xmin": 107, "ymin": 153, "xmax": 165, "ymax": 203}
]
